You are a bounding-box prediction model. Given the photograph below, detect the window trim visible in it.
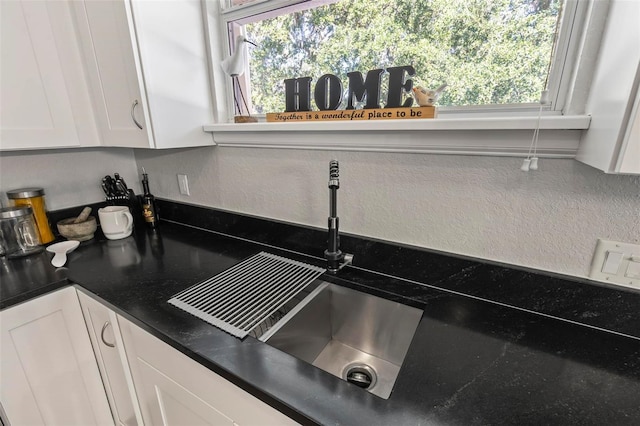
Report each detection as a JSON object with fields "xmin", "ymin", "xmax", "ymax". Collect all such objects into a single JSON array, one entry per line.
[
  {"xmin": 221, "ymin": 0, "xmax": 586, "ymax": 116},
  {"xmin": 203, "ymin": 0, "xmax": 601, "ymax": 157},
  {"xmin": 203, "ymin": 114, "xmax": 590, "ymax": 157}
]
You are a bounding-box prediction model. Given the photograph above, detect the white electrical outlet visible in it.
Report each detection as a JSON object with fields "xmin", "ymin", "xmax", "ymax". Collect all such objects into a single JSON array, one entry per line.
[
  {"xmin": 177, "ymin": 174, "xmax": 190, "ymax": 196},
  {"xmin": 589, "ymin": 239, "xmax": 640, "ymax": 290}
]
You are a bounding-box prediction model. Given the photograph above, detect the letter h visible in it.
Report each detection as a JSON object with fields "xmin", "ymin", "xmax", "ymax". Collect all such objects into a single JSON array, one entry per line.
[{"xmin": 284, "ymin": 77, "xmax": 313, "ymax": 112}]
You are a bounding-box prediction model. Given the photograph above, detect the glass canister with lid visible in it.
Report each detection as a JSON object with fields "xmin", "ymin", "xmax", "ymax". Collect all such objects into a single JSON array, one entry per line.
[
  {"xmin": 7, "ymin": 187, "xmax": 55, "ymax": 244},
  {"xmin": 0, "ymin": 206, "xmax": 44, "ymax": 258}
]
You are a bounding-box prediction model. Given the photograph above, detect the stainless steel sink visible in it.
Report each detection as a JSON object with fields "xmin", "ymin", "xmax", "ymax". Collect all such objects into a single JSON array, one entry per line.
[{"xmin": 261, "ymin": 282, "xmax": 423, "ymax": 399}]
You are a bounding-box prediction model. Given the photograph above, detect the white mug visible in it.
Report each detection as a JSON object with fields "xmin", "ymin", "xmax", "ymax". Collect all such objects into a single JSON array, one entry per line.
[{"xmin": 98, "ymin": 206, "xmax": 133, "ymax": 240}]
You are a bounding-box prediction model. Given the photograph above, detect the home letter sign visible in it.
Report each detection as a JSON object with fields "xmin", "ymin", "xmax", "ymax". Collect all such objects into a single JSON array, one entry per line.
[
  {"xmin": 284, "ymin": 65, "xmax": 415, "ymax": 112},
  {"xmin": 269, "ymin": 65, "xmax": 435, "ymax": 122}
]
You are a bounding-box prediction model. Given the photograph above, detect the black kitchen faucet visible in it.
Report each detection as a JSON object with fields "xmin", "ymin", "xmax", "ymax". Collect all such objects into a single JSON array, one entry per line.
[{"xmin": 324, "ymin": 160, "xmax": 353, "ymax": 273}]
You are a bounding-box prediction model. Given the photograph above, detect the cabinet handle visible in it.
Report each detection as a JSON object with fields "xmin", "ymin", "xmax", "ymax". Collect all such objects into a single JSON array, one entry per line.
[
  {"xmin": 131, "ymin": 99, "xmax": 143, "ymax": 129},
  {"xmin": 101, "ymin": 321, "xmax": 116, "ymax": 348}
]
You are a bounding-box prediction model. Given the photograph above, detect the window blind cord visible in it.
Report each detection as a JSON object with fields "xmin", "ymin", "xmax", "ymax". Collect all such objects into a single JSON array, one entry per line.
[
  {"xmin": 522, "ymin": 5, "xmax": 562, "ymax": 172},
  {"xmin": 522, "ymin": 90, "xmax": 549, "ymax": 172}
]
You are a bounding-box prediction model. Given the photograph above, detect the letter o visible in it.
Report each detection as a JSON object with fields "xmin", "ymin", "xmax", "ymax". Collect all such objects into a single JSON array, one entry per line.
[{"xmin": 314, "ymin": 74, "xmax": 343, "ymax": 111}]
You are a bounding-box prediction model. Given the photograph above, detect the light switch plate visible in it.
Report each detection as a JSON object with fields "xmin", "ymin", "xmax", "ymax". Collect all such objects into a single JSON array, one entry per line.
[
  {"xmin": 589, "ymin": 239, "xmax": 640, "ymax": 290},
  {"xmin": 626, "ymin": 261, "xmax": 640, "ymax": 279},
  {"xmin": 177, "ymin": 174, "xmax": 190, "ymax": 196}
]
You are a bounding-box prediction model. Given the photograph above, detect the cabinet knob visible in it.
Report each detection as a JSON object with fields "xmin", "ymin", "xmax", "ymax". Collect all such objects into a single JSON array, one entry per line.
[
  {"xmin": 101, "ymin": 321, "xmax": 116, "ymax": 348},
  {"xmin": 131, "ymin": 99, "xmax": 143, "ymax": 130}
]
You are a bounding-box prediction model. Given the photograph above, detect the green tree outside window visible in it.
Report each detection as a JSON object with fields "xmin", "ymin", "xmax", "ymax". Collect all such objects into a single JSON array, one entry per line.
[{"xmin": 245, "ymin": 0, "xmax": 561, "ymax": 113}]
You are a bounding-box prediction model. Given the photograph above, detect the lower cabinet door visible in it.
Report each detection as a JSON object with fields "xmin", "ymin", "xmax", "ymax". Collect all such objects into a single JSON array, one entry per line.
[
  {"xmin": 0, "ymin": 287, "xmax": 113, "ymax": 425},
  {"xmin": 118, "ymin": 316, "xmax": 298, "ymax": 426},
  {"xmin": 78, "ymin": 291, "xmax": 143, "ymax": 426},
  {"xmin": 136, "ymin": 358, "xmax": 234, "ymax": 426}
]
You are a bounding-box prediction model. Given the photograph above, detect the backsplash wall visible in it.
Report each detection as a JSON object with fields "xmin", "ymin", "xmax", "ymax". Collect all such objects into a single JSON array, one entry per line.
[
  {"xmin": 134, "ymin": 147, "xmax": 640, "ymax": 279},
  {"xmin": 0, "ymin": 148, "xmax": 141, "ymax": 210},
  {"xmin": 1, "ymin": 146, "xmax": 636, "ymax": 278}
]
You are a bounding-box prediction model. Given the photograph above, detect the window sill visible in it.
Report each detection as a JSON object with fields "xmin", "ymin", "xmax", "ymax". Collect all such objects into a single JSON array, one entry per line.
[{"xmin": 203, "ymin": 115, "xmax": 591, "ymax": 157}]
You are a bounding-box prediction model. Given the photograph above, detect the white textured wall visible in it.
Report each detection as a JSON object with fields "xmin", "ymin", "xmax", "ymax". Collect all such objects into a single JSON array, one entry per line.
[
  {"xmin": 2, "ymin": 146, "xmax": 636, "ymax": 278},
  {"xmin": 135, "ymin": 147, "xmax": 640, "ymax": 278},
  {"xmin": 0, "ymin": 148, "xmax": 141, "ymax": 210}
]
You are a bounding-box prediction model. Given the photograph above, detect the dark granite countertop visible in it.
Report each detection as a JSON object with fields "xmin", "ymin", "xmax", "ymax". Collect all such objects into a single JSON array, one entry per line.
[{"xmin": 1, "ymin": 202, "xmax": 639, "ymax": 425}]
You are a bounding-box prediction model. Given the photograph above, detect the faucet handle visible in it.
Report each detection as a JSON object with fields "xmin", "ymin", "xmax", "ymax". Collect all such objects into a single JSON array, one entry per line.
[
  {"xmin": 329, "ymin": 160, "xmax": 340, "ymax": 188},
  {"xmin": 335, "ymin": 252, "xmax": 354, "ymax": 272}
]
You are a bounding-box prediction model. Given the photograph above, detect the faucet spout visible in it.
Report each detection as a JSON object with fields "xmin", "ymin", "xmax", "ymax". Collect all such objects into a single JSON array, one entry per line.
[{"xmin": 324, "ymin": 160, "xmax": 353, "ymax": 273}]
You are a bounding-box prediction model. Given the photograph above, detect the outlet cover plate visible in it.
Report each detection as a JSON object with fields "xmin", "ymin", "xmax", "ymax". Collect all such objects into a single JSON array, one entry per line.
[{"xmin": 589, "ymin": 239, "xmax": 640, "ymax": 290}]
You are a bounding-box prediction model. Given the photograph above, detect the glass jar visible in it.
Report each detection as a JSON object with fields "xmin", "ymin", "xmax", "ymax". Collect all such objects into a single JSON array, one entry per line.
[
  {"xmin": 7, "ymin": 187, "xmax": 55, "ymax": 244},
  {"xmin": 0, "ymin": 206, "xmax": 44, "ymax": 258}
]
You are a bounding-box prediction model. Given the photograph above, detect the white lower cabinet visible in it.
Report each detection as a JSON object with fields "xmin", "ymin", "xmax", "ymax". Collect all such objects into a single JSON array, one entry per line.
[
  {"xmin": 0, "ymin": 287, "xmax": 113, "ymax": 425},
  {"xmin": 1, "ymin": 287, "xmax": 294, "ymax": 425},
  {"xmin": 117, "ymin": 315, "xmax": 298, "ymax": 426},
  {"xmin": 78, "ymin": 291, "xmax": 143, "ymax": 426}
]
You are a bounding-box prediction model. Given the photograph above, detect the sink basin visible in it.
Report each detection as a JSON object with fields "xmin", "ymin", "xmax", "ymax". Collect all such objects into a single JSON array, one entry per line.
[{"xmin": 261, "ymin": 282, "xmax": 423, "ymax": 398}]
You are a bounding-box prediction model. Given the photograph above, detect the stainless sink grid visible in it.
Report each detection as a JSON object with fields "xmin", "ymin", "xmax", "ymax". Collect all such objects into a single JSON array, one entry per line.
[{"xmin": 168, "ymin": 252, "xmax": 324, "ymax": 339}]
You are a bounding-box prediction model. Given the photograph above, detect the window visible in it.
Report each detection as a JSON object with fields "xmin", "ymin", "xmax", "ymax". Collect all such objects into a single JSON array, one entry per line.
[{"xmin": 220, "ymin": 0, "xmax": 577, "ymax": 118}]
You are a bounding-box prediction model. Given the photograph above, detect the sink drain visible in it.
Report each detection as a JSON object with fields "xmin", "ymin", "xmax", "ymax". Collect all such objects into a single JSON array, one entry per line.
[{"xmin": 343, "ymin": 363, "xmax": 377, "ymax": 390}]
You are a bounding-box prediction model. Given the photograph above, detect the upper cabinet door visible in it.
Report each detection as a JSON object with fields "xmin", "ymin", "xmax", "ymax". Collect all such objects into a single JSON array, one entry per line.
[
  {"xmin": 0, "ymin": 1, "xmax": 91, "ymax": 150},
  {"xmin": 73, "ymin": 0, "xmax": 215, "ymax": 149},
  {"xmin": 615, "ymin": 80, "xmax": 640, "ymax": 174},
  {"xmin": 576, "ymin": 0, "xmax": 640, "ymax": 175},
  {"xmin": 72, "ymin": 0, "xmax": 152, "ymax": 148},
  {"xmin": 129, "ymin": 0, "xmax": 215, "ymax": 149}
]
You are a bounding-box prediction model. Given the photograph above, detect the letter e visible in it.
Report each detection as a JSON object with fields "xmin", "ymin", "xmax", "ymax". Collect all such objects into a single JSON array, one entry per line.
[{"xmin": 385, "ymin": 66, "xmax": 415, "ymax": 108}]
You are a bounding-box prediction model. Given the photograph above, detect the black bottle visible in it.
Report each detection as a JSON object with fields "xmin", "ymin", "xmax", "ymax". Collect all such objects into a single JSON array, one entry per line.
[{"xmin": 141, "ymin": 168, "xmax": 158, "ymax": 228}]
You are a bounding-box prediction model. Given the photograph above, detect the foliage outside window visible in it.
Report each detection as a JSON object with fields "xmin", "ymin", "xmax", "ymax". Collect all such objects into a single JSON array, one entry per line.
[{"xmin": 239, "ymin": 0, "xmax": 562, "ymax": 114}]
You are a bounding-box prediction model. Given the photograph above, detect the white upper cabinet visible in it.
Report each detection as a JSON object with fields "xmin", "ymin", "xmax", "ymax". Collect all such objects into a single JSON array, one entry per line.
[
  {"xmin": 615, "ymin": 82, "xmax": 640, "ymax": 174},
  {"xmin": 576, "ymin": 0, "xmax": 640, "ymax": 175},
  {"xmin": 72, "ymin": 0, "xmax": 151, "ymax": 148},
  {"xmin": 73, "ymin": 0, "xmax": 215, "ymax": 149},
  {"xmin": 0, "ymin": 0, "xmax": 100, "ymax": 150}
]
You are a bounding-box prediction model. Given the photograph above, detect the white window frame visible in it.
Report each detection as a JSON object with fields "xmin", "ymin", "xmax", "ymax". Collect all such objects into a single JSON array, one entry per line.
[{"xmin": 203, "ymin": 0, "xmax": 604, "ymax": 157}]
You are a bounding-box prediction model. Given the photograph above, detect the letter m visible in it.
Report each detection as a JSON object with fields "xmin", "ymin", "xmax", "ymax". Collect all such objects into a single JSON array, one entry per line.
[{"xmin": 346, "ymin": 69, "xmax": 384, "ymax": 110}]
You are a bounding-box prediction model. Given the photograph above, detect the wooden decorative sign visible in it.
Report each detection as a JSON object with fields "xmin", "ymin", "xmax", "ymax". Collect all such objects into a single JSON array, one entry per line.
[
  {"xmin": 266, "ymin": 106, "xmax": 434, "ymax": 122},
  {"xmin": 266, "ymin": 65, "xmax": 437, "ymax": 123}
]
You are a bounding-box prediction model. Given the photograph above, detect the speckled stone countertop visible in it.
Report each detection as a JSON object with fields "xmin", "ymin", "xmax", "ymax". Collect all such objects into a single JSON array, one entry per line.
[{"xmin": 1, "ymin": 200, "xmax": 639, "ymax": 425}]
